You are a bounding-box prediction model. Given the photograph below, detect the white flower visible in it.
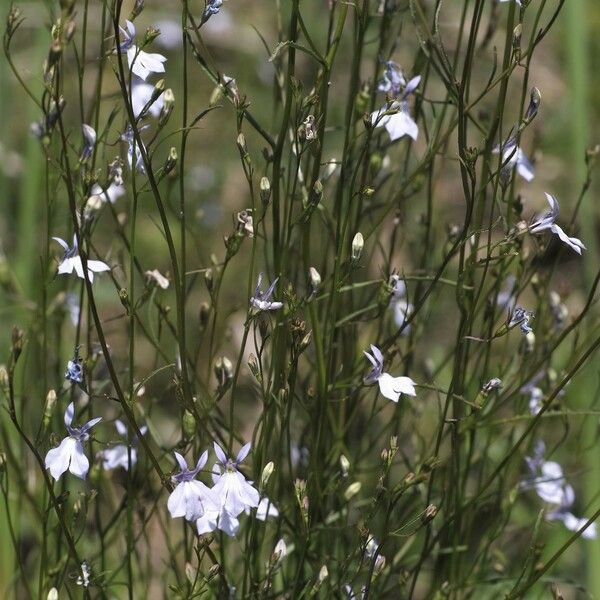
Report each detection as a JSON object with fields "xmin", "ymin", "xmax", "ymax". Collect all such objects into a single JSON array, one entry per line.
[
  {"xmin": 168, "ymin": 451, "xmax": 217, "ymax": 522},
  {"xmin": 45, "ymin": 402, "xmax": 102, "ymax": 481},
  {"xmin": 131, "ymin": 80, "xmax": 164, "ymax": 118},
  {"xmin": 119, "ymin": 21, "xmax": 167, "ymax": 81},
  {"xmin": 76, "ymin": 560, "xmax": 91, "ymax": 588},
  {"xmin": 523, "ymin": 441, "xmax": 597, "ymax": 539},
  {"xmin": 371, "ymin": 102, "xmax": 418, "ymax": 141},
  {"xmin": 53, "ymin": 236, "xmax": 111, "ymax": 283},
  {"xmin": 255, "ymin": 497, "xmax": 279, "ymax": 521},
  {"xmin": 529, "ymin": 193, "xmax": 585, "ymax": 255},
  {"xmin": 97, "ymin": 420, "xmax": 147, "ymax": 471},
  {"xmin": 90, "ymin": 182, "xmax": 125, "ymax": 205},
  {"xmin": 493, "ymin": 139, "xmax": 533, "ymax": 182},
  {"xmin": 546, "ymin": 510, "xmax": 597, "ymax": 539},
  {"xmin": 250, "ymin": 273, "xmax": 283, "ymax": 312},
  {"xmin": 196, "ymin": 507, "xmax": 240, "ymax": 537},
  {"xmin": 389, "ymin": 275, "xmax": 413, "ymax": 334},
  {"xmin": 371, "ymin": 75, "xmax": 421, "ymax": 142},
  {"xmin": 363, "ymin": 344, "xmax": 416, "ymax": 402},
  {"xmin": 211, "ymin": 442, "xmax": 260, "ymax": 517}
]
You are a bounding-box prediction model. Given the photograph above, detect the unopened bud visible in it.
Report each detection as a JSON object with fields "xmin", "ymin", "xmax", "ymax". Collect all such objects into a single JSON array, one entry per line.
[
  {"xmin": 182, "ymin": 409, "xmax": 196, "ymax": 438},
  {"xmin": 309, "ymin": 267, "xmax": 321, "ymax": 294},
  {"xmin": 247, "ymin": 353, "xmax": 260, "ymax": 379},
  {"xmin": 47, "ymin": 588, "xmax": 58, "ymax": 600},
  {"xmin": 44, "ymin": 389, "xmax": 57, "ymax": 419},
  {"xmin": 236, "ymin": 133, "xmax": 247, "ymax": 154},
  {"xmin": 351, "ymin": 232, "xmax": 364, "ymax": 261},
  {"xmin": 524, "ymin": 87, "xmax": 541, "ymax": 123},
  {"xmin": 260, "ymin": 177, "xmax": 271, "ymax": 205},
  {"xmin": 422, "ymin": 504, "xmax": 437, "ymax": 524},
  {"xmin": 214, "ymin": 356, "xmax": 233, "ymax": 389},
  {"xmin": 344, "ymin": 481, "xmax": 362, "ymax": 501},
  {"xmin": 340, "ymin": 454, "xmax": 350, "ymax": 477},
  {"xmin": 159, "ymin": 88, "xmax": 175, "ymax": 125},
  {"xmin": 164, "ymin": 147, "xmax": 178, "ymax": 174},
  {"xmin": 318, "ymin": 564, "xmax": 329, "ymax": 583},
  {"xmin": 261, "ymin": 461, "xmax": 274, "ymax": 488}
]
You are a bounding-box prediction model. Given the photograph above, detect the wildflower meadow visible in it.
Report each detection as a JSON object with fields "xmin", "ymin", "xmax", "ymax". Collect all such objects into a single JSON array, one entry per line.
[{"xmin": 1, "ymin": 0, "xmax": 600, "ymax": 597}]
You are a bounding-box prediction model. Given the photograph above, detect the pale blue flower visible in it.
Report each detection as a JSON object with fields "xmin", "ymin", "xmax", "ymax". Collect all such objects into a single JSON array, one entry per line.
[
  {"xmin": 203, "ymin": 0, "xmax": 223, "ymax": 22},
  {"xmin": 119, "ymin": 20, "xmax": 166, "ymax": 81},
  {"xmin": 508, "ymin": 306, "xmax": 533, "ymax": 334},
  {"xmin": 45, "ymin": 402, "xmax": 102, "ymax": 481},
  {"xmin": 364, "ymin": 344, "xmax": 416, "ymax": 402},
  {"xmin": 65, "ymin": 357, "xmax": 83, "ymax": 384},
  {"xmin": 250, "ymin": 273, "xmax": 283, "ymax": 311},
  {"xmin": 53, "ymin": 236, "xmax": 111, "ymax": 283},
  {"xmin": 168, "ymin": 451, "xmax": 217, "ymax": 521},
  {"xmin": 372, "ymin": 74, "xmax": 421, "ymax": 141},
  {"xmin": 97, "ymin": 420, "xmax": 147, "ymax": 471},
  {"xmin": 529, "ymin": 193, "xmax": 585, "ymax": 255}
]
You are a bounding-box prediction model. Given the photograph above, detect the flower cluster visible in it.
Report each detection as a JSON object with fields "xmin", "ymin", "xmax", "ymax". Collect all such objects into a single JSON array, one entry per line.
[{"xmin": 168, "ymin": 443, "xmax": 277, "ymax": 538}]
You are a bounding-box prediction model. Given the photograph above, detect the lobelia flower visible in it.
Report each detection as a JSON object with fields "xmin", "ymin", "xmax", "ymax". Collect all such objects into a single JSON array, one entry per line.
[
  {"xmin": 203, "ymin": 0, "xmax": 223, "ymax": 22},
  {"xmin": 508, "ymin": 305, "xmax": 533, "ymax": 334},
  {"xmin": 493, "ymin": 138, "xmax": 534, "ymax": 182},
  {"xmin": 45, "ymin": 402, "xmax": 102, "ymax": 481},
  {"xmin": 197, "ymin": 443, "xmax": 261, "ymax": 536},
  {"xmin": 371, "ymin": 72, "xmax": 421, "ymax": 142},
  {"xmin": 121, "ymin": 125, "xmax": 147, "ymax": 173},
  {"xmin": 364, "ymin": 536, "xmax": 386, "ymax": 571},
  {"xmin": 248, "ymin": 496, "xmax": 279, "ymax": 521},
  {"xmin": 119, "ymin": 20, "xmax": 167, "ymax": 81},
  {"xmin": 53, "ymin": 236, "xmax": 111, "ymax": 283},
  {"xmin": 523, "ymin": 441, "xmax": 597, "ymax": 539},
  {"xmin": 80, "ymin": 124, "xmax": 97, "ymax": 162},
  {"xmin": 377, "ymin": 61, "xmax": 406, "ymax": 96},
  {"xmin": 363, "ymin": 344, "xmax": 416, "ymax": 402},
  {"xmin": 250, "ymin": 273, "xmax": 283, "ymax": 311},
  {"xmin": 65, "ymin": 357, "xmax": 83, "ymax": 384},
  {"xmin": 97, "ymin": 420, "xmax": 147, "ymax": 471},
  {"xmin": 389, "ymin": 275, "xmax": 413, "ymax": 334},
  {"xmin": 167, "ymin": 451, "xmax": 217, "ymax": 522},
  {"xmin": 529, "ymin": 193, "xmax": 585, "ymax": 255},
  {"xmin": 90, "ymin": 181, "xmax": 125, "ymax": 205}
]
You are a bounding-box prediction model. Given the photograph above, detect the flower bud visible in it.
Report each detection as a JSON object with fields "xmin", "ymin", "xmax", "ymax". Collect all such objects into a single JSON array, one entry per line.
[
  {"xmin": 261, "ymin": 461, "xmax": 275, "ymax": 488},
  {"xmin": 351, "ymin": 232, "xmax": 364, "ymax": 261},
  {"xmin": 524, "ymin": 87, "xmax": 541, "ymax": 123},
  {"xmin": 344, "ymin": 481, "xmax": 361, "ymax": 501},
  {"xmin": 214, "ymin": 356, "xmax": 233, "ymax": 390},
  {"xmin": 318, "ymin": 565, "xmax": 329, "ymax": 583},
  {"xmin": 309, "ymin": 267, "xmax": 321, "ymax": 294},
  {"xmin": 47, "ymin": 588, "xmax": 58, "ymax": 600},
  {"xmin": 163, "ymin": 147, "xmax": 178, "ymax": 175},
  {"xmin": 422, "ymin": 503, "xmax": 437, "ymax": 524},
  {"xmin": 182, "ymin": 409, "xmax": 196, "ymax": 438},
  {"xmin": 260, "ymin": 176, "xmax": 271, "ymax": 205},
  {"xmin": 340, "ymin": 454, "xmax": 350, "ymax": 477},
  {"xmin": 159, "ymin": 88, "xmax": 175, "ymax": 126}
]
